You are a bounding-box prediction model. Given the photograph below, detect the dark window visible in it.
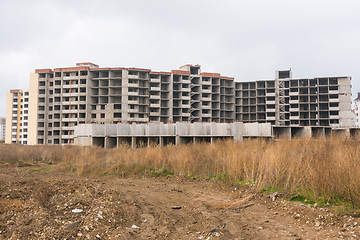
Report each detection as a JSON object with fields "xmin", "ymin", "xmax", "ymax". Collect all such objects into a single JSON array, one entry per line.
[{"xmin": 278, "ymin": 71, "xmax": 290, "ymax": 79}]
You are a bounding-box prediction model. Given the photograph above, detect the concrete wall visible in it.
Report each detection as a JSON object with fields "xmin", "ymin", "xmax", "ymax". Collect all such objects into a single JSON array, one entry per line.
[
  {"xmin": 74, "ymin": 122, "xmax": 272, "ymax": 148},
  {"xmin": 28, "ymin": 73, "xmax": 39, "ymax": 145}
]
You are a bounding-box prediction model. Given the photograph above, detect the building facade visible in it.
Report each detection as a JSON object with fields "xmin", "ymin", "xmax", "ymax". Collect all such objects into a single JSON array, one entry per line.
[
  {"xmin": 7, "ymin": 63, "xmax": 352, "ymax": 145},
  {"xmin": 353, "ymin": 93, "xmax": 360, "ymax": 127},
  {"xmin": 0, "ymin": 117, "xmax": 5, "ymax": 141},
  {"xmin": 5, "ymin": 89, "xmax": 30, "ymax": 144},
  {"xmin": 235, "ymin": 70, "xmax": 352, "ymax": 127}
]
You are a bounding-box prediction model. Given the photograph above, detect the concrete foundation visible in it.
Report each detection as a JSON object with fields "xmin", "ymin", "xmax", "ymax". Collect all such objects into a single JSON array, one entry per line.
[{"xmin": 74, "ymin": 122, "xmax": 355, "ymax": 148}]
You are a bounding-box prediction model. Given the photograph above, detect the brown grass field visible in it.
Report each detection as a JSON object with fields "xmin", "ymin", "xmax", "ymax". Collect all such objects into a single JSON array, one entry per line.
[{"xmin": 1, "ymin": 136, "xmax": 360, "ymax": 208}]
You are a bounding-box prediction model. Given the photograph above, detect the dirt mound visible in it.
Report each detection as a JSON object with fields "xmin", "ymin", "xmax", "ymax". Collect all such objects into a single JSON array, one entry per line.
[{"xmin": 0, "ymin": 165, "xmax": 359, "ymax": 239}]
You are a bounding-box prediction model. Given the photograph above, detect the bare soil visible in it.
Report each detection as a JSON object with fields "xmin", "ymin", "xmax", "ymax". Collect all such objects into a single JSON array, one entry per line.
[{"xmin": 0, "ymin": 163, "xmax": 359, "ymax": 240}]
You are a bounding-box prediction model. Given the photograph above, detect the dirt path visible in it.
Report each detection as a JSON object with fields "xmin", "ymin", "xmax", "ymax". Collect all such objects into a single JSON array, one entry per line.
[{"xmin": 0, "ymin": 164, "xmax": 359, "ymax": 239}]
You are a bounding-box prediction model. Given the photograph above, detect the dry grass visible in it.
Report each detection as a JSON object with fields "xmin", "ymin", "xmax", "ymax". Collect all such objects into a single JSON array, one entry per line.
[{"xmin": 1, "ymin": 137, "xmax": 360, "ymax": 207}]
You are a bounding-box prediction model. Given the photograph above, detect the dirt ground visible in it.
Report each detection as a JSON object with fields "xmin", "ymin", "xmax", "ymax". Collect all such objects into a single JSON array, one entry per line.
[{"xmin": 1, "ymin": 163, "xmax": 360, "ymax": 239}]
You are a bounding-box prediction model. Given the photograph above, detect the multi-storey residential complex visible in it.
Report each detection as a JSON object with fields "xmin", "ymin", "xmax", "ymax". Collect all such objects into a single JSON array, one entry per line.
[
  {"xmin": 5, "ymin": 63, "xmax": 352, "ymax": 145},
  {"xmin": 30, "ymin": 63, "xmax": 237, "ymax": 145},
  {"xmin": 5, "ymin": 89, "xmax": 30, "ymax": 144},
  {"xmin": 0, "ymin": 117, "xmax": 5, "ymax": 141},
  {"xmin": 235, "ymin": 70, "xmax": 352, "ymax": 127}
]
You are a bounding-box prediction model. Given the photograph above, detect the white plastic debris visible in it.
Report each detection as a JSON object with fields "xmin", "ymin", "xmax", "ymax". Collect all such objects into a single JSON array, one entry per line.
[
  {"xmin": 97, "ymin": 214, "xmax": 104, "ymax": 219},
  {"xmin": 143, "ymin": 219, "xmax": 147, "ymax": 223},
  {"xmin": 131, "ymin": 224, "xmax": 140, "ymax": 229},
  {"xmin": 72, "ymin": 209, "xmax": 83, "ymax": 213}
]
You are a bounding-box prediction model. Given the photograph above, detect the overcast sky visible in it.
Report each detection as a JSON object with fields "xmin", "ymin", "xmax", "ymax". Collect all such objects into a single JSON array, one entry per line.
[{"xmin": 1, "ymin": 0, "xmax": 360, "ymax": 117}]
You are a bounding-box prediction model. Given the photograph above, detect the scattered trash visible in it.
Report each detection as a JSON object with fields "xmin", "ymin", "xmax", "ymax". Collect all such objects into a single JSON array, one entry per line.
[
  {"xmin": 95, "ymin": 234, "xmax": 101, "ymax": 239},
  {"xmin": 210, "ymin": 228, "xmax": 217, "ymax": 233},
  {"xmin": 170, "ymin": 206, "xmax": 182, "ymax": 209},
  {"xmin": 131, "ymin": 224, "xmax": 140, "ymax": 229},
  {"xmin": 72, "ymin": 209, "xmax": 83, "ymax": 213},
  {"xmin": 270, "ymin": 192, "xmax": 278, "ymax": 201},
  {"xmin": 143, "ymin": 219, "xmax": 147, "ymax": 223},
  {"xmin": 171, "ymin": 188, "xmax": 182, "ymax": 193},
  {"xmin": 97, "ymin": 214, "xmax": 103, "ymax": 219},
  {"xmin": 213, "ymin": 232, "xmax": 221, "ymax": 237},
  {"xmin": 218, "ymin": 223, "xmax": 226, "ymax": 229}
]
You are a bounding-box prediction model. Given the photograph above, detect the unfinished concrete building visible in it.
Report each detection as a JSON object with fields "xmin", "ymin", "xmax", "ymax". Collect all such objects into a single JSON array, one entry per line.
[
  {"xmin": 235, "ymin": 70, "xmax": 352, "ymax": 127},
  {"xmin": 19, "ymin": 63, "xmax": 353, "ymax": 145},
  {"xmin": 31, "ymin": 63, "xmax": 237, "ymax": 145}
]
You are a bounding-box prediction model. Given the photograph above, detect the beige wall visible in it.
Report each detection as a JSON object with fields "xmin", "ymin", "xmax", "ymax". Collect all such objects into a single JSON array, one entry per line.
[
  {"xmin": 28, "ymin": 73, "xmax": 39, "ymax": 145},
  {"xmin": 5, "ymin": 92, "xmax": 13, "ymax": 144}
]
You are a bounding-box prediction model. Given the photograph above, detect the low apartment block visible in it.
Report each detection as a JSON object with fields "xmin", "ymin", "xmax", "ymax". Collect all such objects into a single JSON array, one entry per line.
[{"xmin": 6, "ymin": 63, "xmax": 352, "ymax": 145}]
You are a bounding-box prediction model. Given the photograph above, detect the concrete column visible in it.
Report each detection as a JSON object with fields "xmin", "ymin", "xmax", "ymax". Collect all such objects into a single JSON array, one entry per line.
[{"xmin": 131, "ymin": 136, "xmax": 135, "ymax": 148}]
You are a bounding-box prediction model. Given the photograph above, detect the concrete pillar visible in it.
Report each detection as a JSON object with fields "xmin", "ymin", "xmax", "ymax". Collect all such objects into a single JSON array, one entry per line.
[
  {"xmin": 131, "ymin": 136, "xmax": 135, "ymax": 149},
  {"xmin": 175, "ymin": 136, "xmax": 181, "ymax": 145}
]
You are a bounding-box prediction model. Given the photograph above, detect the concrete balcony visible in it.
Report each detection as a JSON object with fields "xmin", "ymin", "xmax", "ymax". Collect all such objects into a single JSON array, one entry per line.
[
  {"xmin": 62, "ymin": 118, "xmax": 78, "ymax": 122},
  {"xmin": 128, "ymin": 100, "xmax": 139, "ymax": 105},
  {"xmin": 329, "ymin": 90, "xmax": 339, "ymax": 94},
  {"xmin": 150, "ymin": 78, "xmax": 160, "ymax": 83},
  {"xmin": 61, "ymin": 126, "xmax": 73, "ymax": 130},
  {"xmin": 329, "ymin": 98, "xmax": 339, "ymax": 102},
  {"xmin": 62, "ymin": 76, "xmax": 79, "ymax": 80},
  {"xmin": 63, "ymin": 84, "xmax": 79, "ymax": 88},
  {"xmin": 62, "ymin": 135, "xmax": 75, "ymax": 139},
  {"xmin": 290, "ymin": 92, "xmax": 299, "ymax": 96},
  {"xmin": 128, "ymin": 91, "xmax": 138, "ymax": 96},
  {"xmin": 202, "ymin": 89, "xmax": 211, "ymax": 94},
  {"xmin": 330, "ymin": 115, "xmax": 339, "ymax": 119},
  {"xmin": 202, "ymin": 105, "xmax": 211, "ymax": 110},
  {"xmin": 151, "ymin": 95, "xmax": 160, "ymax": 99},
  {"xmin": 289, "ymin": 100, "xmax": 299, "ymax": 104},
  {"xmin": 266, "ymin": 101, "xmax": 275, "ymax": 105},
  {"xmin": 128, "ymin": 109, "xmax": 138, "ymax": 113},
  {"xmin": 329, "ymin": 107, "xmax": 340, "ymax": 111},
  {"xmin": 150, "ymin": 112, "xmax": 160, "ymax": 116},
  {"xmin": 62, "ymin": 109, "xmax": 78, "ymax": 114},
  {"xmin": 266, "ymin": 109, "xmax": 276, "ymax": 112},
  {"xmin": 128, "ymin": 74, "xmax": 139, "ymax": 79},
  {"xmin": 182, "ymin": 104, "xmax": 190, "ymax": 108},
  {"xmin": 290, "ymin": 116, "xmax": 299, "ymax": 120},
  {"xmin": 182, "ymin": 79, "xmax": 191, "ymax": 84},
  {"xmin": 266, "ymin": 92, "xmax": 276, "ymax": 96},
  {"xmin": 290, "ymin": 108, "xmax": 299, "ymax": 112},
  {"xmin": 150, "ymin": 103, "xmax": 160, "ymax": 108},
  {"xmin": 150, "ymin": 87, "xmax": 161, "ymax": 91},
  {"xmin": 62, "ymin": 101, "xmax": 78, "ymax": 105},
  {"xmin": 266, "ymin": 117, "xmax": 276, "ymax": 121},
  {"xmin": 128, "ymin": 83, "xmax": 138, "ymax": 88},
  {"xmin": 62, "ymin": 92, "xmax": 79, "ymax": 97}
]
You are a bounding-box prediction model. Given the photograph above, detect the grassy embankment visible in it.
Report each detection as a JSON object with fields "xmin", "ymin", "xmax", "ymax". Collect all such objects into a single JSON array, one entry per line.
[{"xmin": 1, "ymin": 137, "xmax": 360, "ymax": 208}]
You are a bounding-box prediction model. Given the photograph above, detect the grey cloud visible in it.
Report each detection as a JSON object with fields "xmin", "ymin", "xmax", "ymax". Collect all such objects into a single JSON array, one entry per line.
[{"xmin": 1, "ymin": 0, "xmax": 360, "ymax": 116}]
